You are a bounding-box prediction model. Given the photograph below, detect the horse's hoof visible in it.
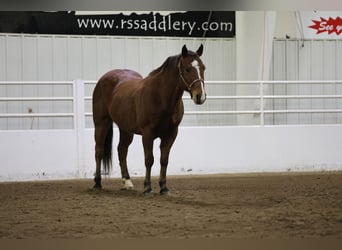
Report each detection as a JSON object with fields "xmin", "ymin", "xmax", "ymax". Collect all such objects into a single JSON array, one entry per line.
[
  {"xmin": 93, "ymin": 177, "xmax": 102, "ymax": 189},
  {"xmin": 93, "ymin": 184, "xmax": 102, "ymax": 189},
  {"xmin": 121, "ymin": 178, "xmax": 134, "ymax": 190},
  {"xmin": 160, "ymin": 187, "xmax": 170, "ymax": 195},
  {"xmin": 143, "ymin": 188, "xmax": 153, "ymax": 196}
]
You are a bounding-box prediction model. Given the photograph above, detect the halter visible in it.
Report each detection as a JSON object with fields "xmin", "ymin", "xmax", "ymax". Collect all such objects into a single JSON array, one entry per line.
[{"xmin": 178, "ymin": 59, "xmax": 204, "ymax": 92}]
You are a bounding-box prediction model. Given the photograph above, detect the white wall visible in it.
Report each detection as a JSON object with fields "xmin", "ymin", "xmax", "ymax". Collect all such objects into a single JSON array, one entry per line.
[
  {"xmin": 235, "ymin": 11, "xmax": 277, "ymax": 125},
  {"xmin": 1, "ymin": 126, "xmax": 341, "ymax": 182},
  {"xmin": 274, "ymin": 11, "xmax": 298, "ymax": 39},
  {"xmin": 272, "ymin": 39, "xmax": 342, "ymax": 80},
  {"xmin": 236, "ymin": 11, "xmax": 277, "ymax": 81},
  {"xmin": 0, "ymin": 130, "xmax": 79, "ymax": 181},
  {"xmin": 0, "ymin": 34, "xmax": 236, "ymax": 81}
]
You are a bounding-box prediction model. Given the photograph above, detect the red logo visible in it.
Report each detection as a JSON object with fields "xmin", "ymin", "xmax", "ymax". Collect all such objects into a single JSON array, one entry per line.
[{"xmin": 308, "ymin": 16, "xmax": 342, "ymax": 35}]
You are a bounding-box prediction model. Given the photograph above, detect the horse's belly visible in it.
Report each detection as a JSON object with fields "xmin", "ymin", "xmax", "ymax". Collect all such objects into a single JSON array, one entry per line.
[{"xmin": 109, "ymin": 92, "xmax": 141, "ymax": 134}]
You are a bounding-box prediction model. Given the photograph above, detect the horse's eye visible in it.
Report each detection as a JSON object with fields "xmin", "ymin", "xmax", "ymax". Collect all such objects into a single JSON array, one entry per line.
[{"xmin": 185, "ymin": 67, "xmax": 192, "ymax": 73}]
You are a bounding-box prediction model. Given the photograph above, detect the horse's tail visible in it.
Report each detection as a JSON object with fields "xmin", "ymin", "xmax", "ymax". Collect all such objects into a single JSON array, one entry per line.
[{"xmin": 103, "ymin": 124, "xmax": 113, "ymax": 174}]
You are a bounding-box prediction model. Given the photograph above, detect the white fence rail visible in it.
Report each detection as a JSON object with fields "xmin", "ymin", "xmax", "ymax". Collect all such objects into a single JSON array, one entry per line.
[
  {"xmin": 0, "ymin": 81, "xmax": 75, "ymax": 130},
  {"xmin": 1, "ymin": 80, "xmax": 342, "ymax": 129},
  {"xmin": 1, "ymin": 80, "xmax": 342, "ymax": 181}
]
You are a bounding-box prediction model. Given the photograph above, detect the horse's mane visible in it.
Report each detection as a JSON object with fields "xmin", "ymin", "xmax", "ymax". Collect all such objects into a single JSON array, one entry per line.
[
  {"xmin": 148, "ymin": 50, "xmax": 198, "ymax": 76},
  {"xmin": 148, "ymin": 54, "xmax": 180, "ymax": 76}
]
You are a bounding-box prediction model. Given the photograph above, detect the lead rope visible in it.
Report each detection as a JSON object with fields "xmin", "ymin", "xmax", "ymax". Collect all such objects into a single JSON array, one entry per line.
[{"xmin": 201, "ymin": 11, "xmax": 212, "ymax": 45}]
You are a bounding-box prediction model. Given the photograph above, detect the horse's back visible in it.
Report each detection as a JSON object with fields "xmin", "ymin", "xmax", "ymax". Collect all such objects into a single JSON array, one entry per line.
[
  {"xmin": 100, "ymin": 69, "xmax": 142, "ymax": 83},
  {"xmin": 96, "ymin": 69, "xmax": 142, "ymax": 91},
  {"xmin": 94, "ymin": 69, "xmax": 142, "ymax": 100},
  {"xmin": 93, "ymin": 69, "xmax": 142, "ymax": 121}
]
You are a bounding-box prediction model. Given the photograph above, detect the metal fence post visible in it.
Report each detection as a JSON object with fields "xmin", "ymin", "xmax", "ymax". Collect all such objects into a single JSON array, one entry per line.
[
  {"xmin": 260, "ymin": 81, "xmax": 265, "ymax": 126},
  {"xmin": 73, "ymin": 80, "xmax": 86, "ymax": 177}
]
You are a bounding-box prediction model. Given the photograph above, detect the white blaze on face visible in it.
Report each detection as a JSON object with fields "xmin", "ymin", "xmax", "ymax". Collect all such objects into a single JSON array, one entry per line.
[
  {"xmin": 191, "ymin": 59, "xmax": 206, "ymax": 103},
  {"xmin": 191, "ymin": 59, "xmax": 200, "ymax": 77}
]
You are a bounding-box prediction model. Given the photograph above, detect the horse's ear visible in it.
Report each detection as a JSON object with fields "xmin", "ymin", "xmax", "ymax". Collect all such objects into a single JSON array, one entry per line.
[
  {"xmin": 182, "ymin": 45, "xmax": 188, "ymax": 57},
  {"xmin": 196, "ymin": 44, "xmax": 203, "ymax": 57}
]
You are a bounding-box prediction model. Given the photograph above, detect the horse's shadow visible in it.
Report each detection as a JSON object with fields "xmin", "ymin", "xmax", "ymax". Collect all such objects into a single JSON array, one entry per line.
[
  {"xmin": 85, "ymin": 187, "xmax": 141, "ymax": 198},
  {"xmin": 84, "ymin": 187, "xmax": 223, "ymax": 208}
]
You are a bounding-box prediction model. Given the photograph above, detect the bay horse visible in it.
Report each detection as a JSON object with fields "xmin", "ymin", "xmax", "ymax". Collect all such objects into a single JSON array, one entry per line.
[{"xmin": 92, "ymin": 44, "xmax": 206, "ymax": 194}]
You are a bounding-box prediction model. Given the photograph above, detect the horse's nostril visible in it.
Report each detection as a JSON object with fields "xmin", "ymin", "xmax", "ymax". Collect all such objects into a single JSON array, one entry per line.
[{"xmin": 196, "ymin": 95, "xmax": 201, "ymax": 104}]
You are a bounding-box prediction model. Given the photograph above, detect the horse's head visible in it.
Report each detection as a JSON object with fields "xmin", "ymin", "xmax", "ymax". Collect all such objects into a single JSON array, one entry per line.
[{"xmin": 178, "ymin": 44, "xmax": 206, "ymax": 105}]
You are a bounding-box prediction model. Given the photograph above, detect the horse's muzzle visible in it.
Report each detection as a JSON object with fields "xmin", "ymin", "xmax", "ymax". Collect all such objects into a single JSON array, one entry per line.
[
  {"xmin": 194, "ymin": 93, "xmax": 206, "ymax": 105},
  {"xmin": 189, "ymin": 79, "xmax": 206, "ymax": 105}
]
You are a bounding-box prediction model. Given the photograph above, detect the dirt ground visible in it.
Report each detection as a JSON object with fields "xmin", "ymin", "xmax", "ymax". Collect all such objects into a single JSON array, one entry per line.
[{"xmin": 0, "ymin": 172, "xmax": 341, "ymax": 239}]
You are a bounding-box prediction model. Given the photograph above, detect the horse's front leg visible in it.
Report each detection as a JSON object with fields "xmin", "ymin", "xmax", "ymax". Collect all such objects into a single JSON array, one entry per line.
[
  {"xmin": 118, "ymin": 129, "xmax": 134, "ymax": 190},
  {"xmin": 159, "ymin": 127, "xmax": 178, "ymax": 195},
  {"xmin": 142, "ymin": 133, "xmax": 154, "ymax": 194}
]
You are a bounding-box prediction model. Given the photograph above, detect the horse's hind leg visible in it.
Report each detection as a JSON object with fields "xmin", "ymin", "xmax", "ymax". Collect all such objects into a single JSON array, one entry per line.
[
  {"xmin": 93, "ymin": 119, "xmax": 112, "ymax": 189},
  {"xmin": 118, "ymin": 129, "xmax": 134, "ymax": 190}
]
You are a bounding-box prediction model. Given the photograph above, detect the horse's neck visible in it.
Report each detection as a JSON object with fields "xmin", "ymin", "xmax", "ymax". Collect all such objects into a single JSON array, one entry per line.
[{"xmin": 151, "ymin": 70, "xmax": 184, "ymax": 110}]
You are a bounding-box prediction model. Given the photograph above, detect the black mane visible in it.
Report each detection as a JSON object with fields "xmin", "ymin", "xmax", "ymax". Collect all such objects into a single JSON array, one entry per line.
[
  {"xmin": 148, "ymin": 49, "xmax": 198, "ymax": 76},
  {"xmin": 149, "ymin": 54, "xmax": 180, "ymax": 76}
]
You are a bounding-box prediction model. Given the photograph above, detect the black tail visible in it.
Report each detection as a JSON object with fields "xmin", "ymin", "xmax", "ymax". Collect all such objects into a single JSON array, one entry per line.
[{"xmin": 103, "ymin": 124, "xmax": 113, "ymax": 174}]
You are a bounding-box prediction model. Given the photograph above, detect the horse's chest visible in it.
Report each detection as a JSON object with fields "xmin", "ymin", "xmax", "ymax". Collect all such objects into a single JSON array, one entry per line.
[
  {"xmin": 153, "ymin": 117, "xmax": 175, "ymax": 136},
  {"xmin": 137, "ymin": 99, "xmax": 184, "ymax": 134},
  {"xmin": 154, "ymin": 109, "xmax": 183, "ymax": 132}
]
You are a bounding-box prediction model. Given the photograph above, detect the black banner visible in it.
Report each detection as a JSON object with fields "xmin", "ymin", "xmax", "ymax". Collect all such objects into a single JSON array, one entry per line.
[{"xmin": 0, "ymin": 11, "xmax": 235, "ymax": 38}]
